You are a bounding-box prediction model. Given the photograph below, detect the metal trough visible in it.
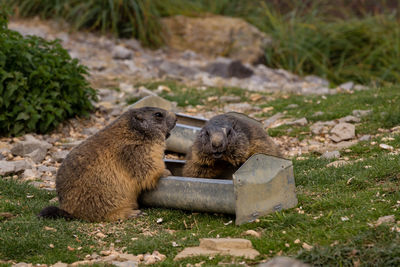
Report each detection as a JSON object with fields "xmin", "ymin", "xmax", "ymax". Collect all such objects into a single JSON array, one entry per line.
[{"xmin": 140, "ymin": 154, "xmax": 298, "ymax": 225}]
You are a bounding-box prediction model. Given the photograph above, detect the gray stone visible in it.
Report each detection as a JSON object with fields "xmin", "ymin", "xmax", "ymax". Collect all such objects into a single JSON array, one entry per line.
[
  {"xmin": 359, "ymin": 135, "xmax": 371, "ymax": 141},
  {"xmin": 52, "ymin": 150, "xmax": 69, "ymax": 162},
  {"xmin": 354, "ymin": 84, "xmax": 369, "ymax": 91},
  {"xmin": 304, "ymin": 75, "xmax": 329, "ymax": 86},
  {"xmin": 352, "ymin": 109, "xmax": 372, "ymax": 117},
  {"xmin": 12, "ymin": 262, "xmax": 32, "ymax": 267},
  {"xmin": 38, "ymin": 165, "xmax": 57, "ymax": 175},
  {"xmin": 158, "ymin": 61, "xmax": 198, "ymax": 77},
  {"xmin": 181, "ymin": 50, "xmax": 197, "ymax": 60},
  {"xmin": 329, "ymin": 123, "xmax": 355, "ymax": 142},
  {"xmin": 339, "ymin": 81, "xmax": 354, "ymax": 91},
  {"xmin": 321, "ymin": 150, "xmax": 340, "ymax": 159},
  {"xmin": 51, "ymin": 262, "xmax": 68, "ymax": 267},
  {"xmin": 258, "ymin": 256, "xmax": 310, "ymax": 267},
  {"xmin": 310, "ymin": 121, "xmax": 336, "ymax": 135},
  {"xmin": 112, "ymin": 45, "xmax": 133, "ymax": 60},
  {"xmin": 0, "ymin": 160, "xmax": 31, "ymax": 176},
  {"xmin": 223, "ymin": 103, "xmax": 259, "ymax": 113},
  {"xmin": 26, "ymin": 148, "xmax": 47, "ymax": 163},
  {"xmin": 286, "ymin": 117, "xmax": 308, "ymax": 126},
  {"xmin": 263, "ymin": 113, "xmax": 283, "ymax": 128},
  {"xmin": 111, "ymin": 261, "xmax": 138, "ymax": 267},
  {"xmin": 11, "ymin": 135, "xmax": 52, "ymax": 157},
  {"xmin": 338, "ymin": 115, "xmax": 361, "ymax": 123},
  {"xmin": 62, "ymin": 140, "xmax": 83, "ymax": 148},
  {"xmin": 219, "ymin": 95, "xmax": 241, "ymax": 103},
  {"xmin": 22, "ymin": 169, "xmax": 41, "ymax": 180},
  {"xmin": 82, "ymin": 127, "xmax": 99, "ymax": 136},
  {"xmin": 286, "ymin": 104, "xmax": 299, "ymax": 109},
  {"xmin": 204, "ymin": 60, "xmax": 254, "ymax": 79}
]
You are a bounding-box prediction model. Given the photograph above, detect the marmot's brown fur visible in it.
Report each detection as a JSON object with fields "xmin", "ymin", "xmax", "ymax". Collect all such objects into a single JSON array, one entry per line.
[
  {"xmin": 39, "ymin": 107, "xmax": 176, "ymax": 222},
  {"xmin": 183, "ymin": 113, "xmax": 282, "ymax": 179}
]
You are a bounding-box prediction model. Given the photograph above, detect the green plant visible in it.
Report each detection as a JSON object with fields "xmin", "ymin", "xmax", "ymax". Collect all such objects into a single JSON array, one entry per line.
[{"xmin": 0, "ymin": 13, "xmax": 96, "ymax": 136}]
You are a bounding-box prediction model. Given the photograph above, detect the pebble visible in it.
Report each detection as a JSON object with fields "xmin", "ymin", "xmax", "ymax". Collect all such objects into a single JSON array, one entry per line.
[
  {"xmin": 112, "ymin": 45, "xmax": 133, "ymax": 60},
  {"xmin": 321, "ymin": 151, "xmax": 340, "ymax": 159},
  {"xmin": 329, "ymin": 123, "xmax": 355, "ymax": 142}
]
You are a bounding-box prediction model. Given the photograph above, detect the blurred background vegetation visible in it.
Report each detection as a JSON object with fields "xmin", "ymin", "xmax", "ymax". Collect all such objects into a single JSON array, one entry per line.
[{"xmin": 3, "ymin": 0, "xmax": 399, "ymax": 86}]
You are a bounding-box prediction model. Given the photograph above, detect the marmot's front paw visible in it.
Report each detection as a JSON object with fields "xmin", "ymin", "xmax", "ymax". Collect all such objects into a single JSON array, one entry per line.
[{"xmin": 162, "ymin": 169, "xmax": 172, "ymax": 177}]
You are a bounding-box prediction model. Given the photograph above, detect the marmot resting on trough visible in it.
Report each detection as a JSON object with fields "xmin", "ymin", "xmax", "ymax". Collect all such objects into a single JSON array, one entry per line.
[
  {"xmin": 183, "ymin": 113, "xmax": 282, "ymax": 179},
  {"xmin": 39, "ymin": 107, "xmax": 177, "ymax": 222}
]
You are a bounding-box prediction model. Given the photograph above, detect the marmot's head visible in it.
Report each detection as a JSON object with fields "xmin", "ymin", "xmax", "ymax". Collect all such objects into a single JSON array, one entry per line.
[
  {"xmin": 126, "ymin": 107, "xmax": 176, "ymax": 139},
  {"xmin": 197, "ymin": 122, "xmax": 249, "ymax": 161}
]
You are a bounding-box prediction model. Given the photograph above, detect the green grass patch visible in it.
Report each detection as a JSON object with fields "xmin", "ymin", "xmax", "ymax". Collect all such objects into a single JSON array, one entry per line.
[{"xmin": 1, "ymin": 137, "xmax": 399, "ymax": 265}]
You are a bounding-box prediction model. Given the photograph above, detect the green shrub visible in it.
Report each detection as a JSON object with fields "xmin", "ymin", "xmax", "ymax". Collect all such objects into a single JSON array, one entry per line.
[{"xmin": 0, "ymin": 12, "xmax": 96, "ymax": 136}]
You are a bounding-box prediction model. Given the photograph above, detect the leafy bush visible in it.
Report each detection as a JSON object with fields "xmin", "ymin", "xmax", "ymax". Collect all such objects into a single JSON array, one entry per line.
[{"xmin": 0, "ymin": 12, "xmax": 96, "ymax": 136}]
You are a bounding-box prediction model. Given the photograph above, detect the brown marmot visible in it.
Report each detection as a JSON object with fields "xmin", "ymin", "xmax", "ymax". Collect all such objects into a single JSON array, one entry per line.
[
  {"xmin": 39, "ymin": 107, "xmax": 177, "ymax": 222},
  {"xmin": 182, "ymin": 112, "xmax": 282, "ymax": 179}
]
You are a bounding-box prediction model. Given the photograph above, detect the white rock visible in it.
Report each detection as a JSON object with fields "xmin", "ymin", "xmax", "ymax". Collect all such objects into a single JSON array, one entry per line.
[
  {"xmin": 352, "ymin": 109, "xmax": 372, "ymax": 117},
  {"xmin": 339, "ymin": 81, "xmax": 354, "ymax": 91},
  {"xmin": 286, "ymin": 117, "xmax": 308, "ymax": 126},
  {"xmin": 259, "ymin": 256, "xmax": 310, "ymax": 267},
  {"xmin": 338, "ymin": 115, "xmax": 361, "ymax": 123},
  {"xmin": 329, "ymin": 123, "xmax": 355, "ymax": 142},
  {"xmin": 11, "ymin": 135, "xmax": 52, "ymax": 157},
  {"xmin": 321, "ymin": 151, "xmax": 340, "ymax": 159},
  {"xmin": 379, "ymin": 144, "xmax": 393, "ymax": 150},
  {"xmin": 0, "ymin": 160, "xmax": 32, "ymax": 176},
  {"xmin": 26, "ymin": 148, "xmax": 47, "ymax": 163},
  {"xmin": 327, "ymin": 160, "xmax": 349, "ymax": 168},
  {"xmin": 112, "ymin": 45, "xmax": 133, "ymax": 60}
]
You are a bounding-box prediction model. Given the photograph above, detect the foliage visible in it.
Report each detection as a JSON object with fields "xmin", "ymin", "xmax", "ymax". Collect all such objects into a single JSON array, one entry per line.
[{"xmin": 0, "ymin": 13, "xmax": 96, "ymax": 136}]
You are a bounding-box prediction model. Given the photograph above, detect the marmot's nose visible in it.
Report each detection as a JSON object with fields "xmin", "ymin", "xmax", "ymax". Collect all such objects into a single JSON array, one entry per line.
[{"xmin": 211, "ymin": 133, "xmax": 224, "ymax": 149}]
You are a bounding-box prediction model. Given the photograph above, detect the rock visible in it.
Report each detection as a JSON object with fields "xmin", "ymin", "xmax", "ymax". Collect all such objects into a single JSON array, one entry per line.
[
  {"xmin": 219, "ymin": 96, "xmax": 241, "ymax": 103},
  {"xmin": 12, "ymin": 263, "xmax": 32, "ymax": 267},
  {"xmin": 379, "ymin": 144, "xmax": 394, "ymax": 150},
  {"xmin": 286, "ymin": 104, "xmax": 299, "ymax": 109},
  {"xmin": 304, "ymin": 75, "xmax": 329, "ymax": 87},
  {"xmin": 0, "ymin": 141, "xmax": 11, "ymax": 150},
  {"xmin": 312, "ymin": 111, "xmax": 324, "ymax": 117},
  {"xmin": 11, "ymin": 135, "xmax": 52, "ymax": 157},
  {"xmin": 258, "ymin": 256, "xmax": 310, "ymax": 267},
  {"xmin": 127, "ymin": 95, "xmax": 173, "ymax": 111},
  {"xmin": 82, "ymin": 127, "xmax": 99, "ymax": 136},
  {"xmin": 338, "ymin": 115, "xmax": 361, "ymax": 123},
  {"xmin": 329, "ymin": 123, "xmax": 355, "ymax": 142},
  {"xmin": 326, "ymin": 160, "xmax": 349, "ymax": 168},
  {"xmin": 286, "ymin": 117, "xmax": 308, "ymax": 126},
  {"xmin": 111, "ymin": 261, "xmax": 137, "ymax": 267},
  {"xmin": 52, "ymin": 150, "xmax": 69, "ymax": 162},
  {"xmin": 224, "ymin": 103, "xmax": 260, "ymax": 113},
  {"xmin": 243, "ymin": 230, "xmax": 261, "ymax": 238},
  {"xmin": 375, "ymin": 215, "xmax": 395, "ymax": 226},
  {"xmin": 62, "ymin": 140, "xmax": 83, "ymax": 148},
  {"xmin": 22, "ymin": 169, "xmax": 40, "ymax": 180},
  {"xmin": 174, "ymin": 238, "xmax": 260, "ymax": 260},
  {"xmin": 162, "ymin": 15, "xmax": 272, "ymax": 64},
  {"xmin": 158, "ymin": 60, "xmax": 198, "ymax": 78},
  {"xmin": 0, "ymin": 160, "xmax": 32, "ymax": 176},
  {"xmin": 26, "ymin": 149, "xmax": 47, "ymax": 163},
  {"xmin": 263, "ymin": 113, "xmax": 283, "ymax": 128},
  {"xmin": 359, "ymin": 135, "xmax": 371, "ymax": 141},
  {"xmin": 38, "ymin": 165, "xmax": 57, "ymax": 175},
  {"xmin": 339, "ymin": 81, "xmax": 354, "ymax": 91},
  {"xmin": 204, "ymin": 60, "xmax": 254, "ymax": 79},
  {"xmin": 310, "ymin": 121, "xmax": 336, "ymax": 135},
  {"xmin": 112, "ymin": 45, "xmax": 133, "ymax": 60},
  {"xmin": 51, "ymin": 262, "xmax": 68, "ymax": 267},
  {"xmin": 321, "ymin": 151, "xmax": 340, "ymax": 159},
  {"xmin": 352, "ymin": 109, "xmax": 372, "ymax": 117}
]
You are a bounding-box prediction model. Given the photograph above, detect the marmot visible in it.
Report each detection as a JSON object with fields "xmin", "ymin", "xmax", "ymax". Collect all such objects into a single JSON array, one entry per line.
[
  {"xmin": 183, "ymin": 112, "xmax": 282, "ymax": 179},
  {"xmin": 39, "ymin": 107, "xmax": 176, "ymax": 222}
]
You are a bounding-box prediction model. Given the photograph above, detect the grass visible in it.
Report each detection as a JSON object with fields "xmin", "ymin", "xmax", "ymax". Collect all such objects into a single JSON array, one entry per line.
[
  {"xmin": 1, "ymin": 85, "xmax": 400, "ymax": 266},
  {"xmin": 4, "ymin": 0, "xmax": 400, "ymax": 85}
]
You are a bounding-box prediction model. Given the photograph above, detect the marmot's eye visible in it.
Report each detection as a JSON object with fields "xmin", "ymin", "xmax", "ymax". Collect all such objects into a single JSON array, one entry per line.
[
  {"xmin": 154, "ymin": 112, "xmax": 163, "ymax": 118},
  {"xmin": 227, "ymin": 128, "xmax": 233, "ymax": 136}
]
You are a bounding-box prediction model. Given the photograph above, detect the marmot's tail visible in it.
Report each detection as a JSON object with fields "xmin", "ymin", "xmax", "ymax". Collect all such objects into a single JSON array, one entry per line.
[{"xmin": 38, "ymin": 206, "xmax": 74, "ymax": 220}]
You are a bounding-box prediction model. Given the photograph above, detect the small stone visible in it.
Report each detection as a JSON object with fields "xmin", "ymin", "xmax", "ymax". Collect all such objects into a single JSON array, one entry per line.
[
  {"xmin": 62, "ymin": 140, "xmax": 83, "ymax": 148},
  {"xmin": 243, "ymin": 230, "xmax": 261, "ymax": 238},
  {"xmin": 379, "ymin": 144, "xmax": 393, "ymax": 150},
  {"xmin": 286, "ymin": 117, "xmax": 308, "ymax": 126},
  {"xmin": 302, "ymin": 242, "xmax": 313, "ymax": 251},
  {"xmin": 118, "ymin": 253, "xmax": 140, "ymax": 262},
  {"xmin": 339, "ymin": 81, "xmax": 354, "ymax": 91},
  {"xmin": 352, "ymin": 109, "xmax": 372, "ymax": 117},
  {"xmin": 158, "ymin": 60, "xmax": 198, "ymax": 78},
  {"xmin": 294, "ymin": 239, "xmax": 301, "ymax": 244},
  {"xmin": 321, "ymin": 151, "xmax": 340, "ymax": 159},
  {"xmin": 22, "ymin": 169, "xmax": 40, "ymax": 180},
  {"xmin": 354, "ymin": 84, "xmax": 369, "ymax": 91},
  {"xmin": 327, "ymin": 160, "xmax": 349, "ymax": 168},
  {"xmin": 286, "ymin": 104, "xmax": 299, "ymax": 109},
  {"xmin": 263, "ymin": 113, "xmax": 283, "ymax": 128},
  {"xmin": 0, "ymin": 160, "xmax": 32, "ymax": 176},
  {"xmin": 96, "ymin": 232, "xmax": 106, "ymax": 238},
  {"xmin": 224, "ymin": 103, "xmax": 259, "ymax": 113},
  {"xmin": 37, "ymin": 165, "xmax": 57, "ymax": 175},
  {"xmin": 82, "ymin": 127, "xmax": 99, "ymax": 136},
  {"xmin": 52, "ymin": 150, "xmax": 69, "ymax": 163},
  {"xmin": 338, "ymin": 115, "xmax": 361, "ymax": 123},
  {"xmin": 12, "ymin": 263, "xmax": 32, "ymax": 267},
  {"xmin": 204, "ymin": 60, "xmax": 254, "ymax": 79},
  {"xmin": 11, "ymin": 135, "xmax": 52, "ymax": 157},
  {"xmin": 219, "ymin": 96, "xmax": 241, "ymax": 103},
  {"xmin": 26, "ymin": 148, "xmax": 47, "ymax": 163},
  {"xmin": 156, "ymin": 218, "xmax": 163, "ymax": 224},
  {"xmin": 50, "ymin": 262, "xmax": 67, "ymax": 267},
  {"xmin": 329, "ymin": 123, "xmax": 355, "ymax": 142},
  {"xmin": 112, "ymin": 45, "xmax": 133, "ymax": 60},
  {"xmin": 312, "ymin": 111, "xmax": 324, "ymax": 117},
  {"xmin": 341, "ymin": 216, "xmax": 350, "ymax": 221},
  {"xmin": 111, "ymin": 261, "xmax": 138, "ymax": 267},
  {"xmin": 359, "ymin": 135, "xmax": 371, "ymax": 141},
  {"xmin": 375, "ymin": 215, "xmax": 395, "ymax": 226},
  {"xmin": 258, "ymin": 256, "xmax": 310, "ymax": 267}
]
